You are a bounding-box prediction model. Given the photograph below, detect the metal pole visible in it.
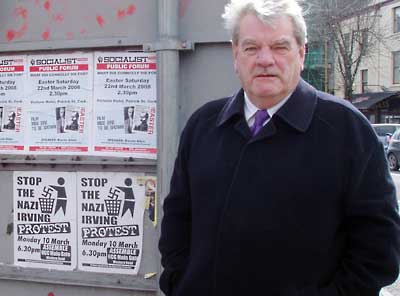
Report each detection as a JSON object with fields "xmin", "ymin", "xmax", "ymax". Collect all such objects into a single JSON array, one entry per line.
[
  {"xmin": 156, "ymin": 0, "xmax": 180, "ymax": 295},
  {"xmin": 324, "ymin": 39, "xmax": 328, "ymax": 93}
]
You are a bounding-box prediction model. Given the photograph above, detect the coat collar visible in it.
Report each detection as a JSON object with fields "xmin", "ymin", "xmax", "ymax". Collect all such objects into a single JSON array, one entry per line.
[{"xmin": 216, "ymin": 79, "xmax": 317, "ymax": 133}]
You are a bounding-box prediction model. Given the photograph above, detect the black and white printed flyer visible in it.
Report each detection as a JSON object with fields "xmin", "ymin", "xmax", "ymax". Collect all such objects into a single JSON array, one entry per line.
[
  {"xmin": 0, "ymin": 55, "xmax": 26, "ymax": 152},
  {"xmin": 77, "ymin": 172, "xmax": 145, "ymax": 274},
  {"xmin": 26, "ymin": 53, "xmax": 93, "ymax": 154},
  {"xmin": 13, "ymin": 171, "xmax": 77, "ymax": 270},
  {"xmin": 93, "ymin": 52, "xmax": 157, "ymax": 159}
]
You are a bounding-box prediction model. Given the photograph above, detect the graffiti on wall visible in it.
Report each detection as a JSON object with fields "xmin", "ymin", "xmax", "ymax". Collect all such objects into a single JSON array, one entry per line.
[{"xmin": 3, "ymin": 0, "xmax": 137, "ymax": 42}]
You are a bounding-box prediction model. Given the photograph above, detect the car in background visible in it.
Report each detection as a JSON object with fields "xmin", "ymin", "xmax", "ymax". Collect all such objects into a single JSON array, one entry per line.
[
  {"xmin": 372, "ymin": 124, "xmax": 400, "ymax": 151},
  {"xmin": 387, "ymin": 128, "xmax": 400, "ymax": 171}
]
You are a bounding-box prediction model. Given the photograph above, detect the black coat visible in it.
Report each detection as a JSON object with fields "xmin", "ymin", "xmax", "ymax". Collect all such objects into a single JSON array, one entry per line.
[{"xmin": 159, "ymin": 80, "xmax": 400, "ymax": 296}]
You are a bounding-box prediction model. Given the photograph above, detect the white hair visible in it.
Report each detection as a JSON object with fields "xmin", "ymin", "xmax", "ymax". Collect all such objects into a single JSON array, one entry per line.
[{"xmin": 221, "ymin": 0, "xmax": 307, "ymax": 46}]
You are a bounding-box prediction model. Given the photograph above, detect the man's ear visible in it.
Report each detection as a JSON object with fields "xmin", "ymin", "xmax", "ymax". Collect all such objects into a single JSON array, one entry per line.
[
  {"xmin": 232, "ymin": 42, "xmax": 239, "ymax": 73},
  {"xmin": 299, "ymin": 44, "xmax": 306, "ymax": 71}
]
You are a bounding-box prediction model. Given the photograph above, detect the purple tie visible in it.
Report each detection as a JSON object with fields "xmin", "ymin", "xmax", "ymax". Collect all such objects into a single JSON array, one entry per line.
[{"xmin": 251, "ymin": 109, "xmax": 270, "ymax": 136}]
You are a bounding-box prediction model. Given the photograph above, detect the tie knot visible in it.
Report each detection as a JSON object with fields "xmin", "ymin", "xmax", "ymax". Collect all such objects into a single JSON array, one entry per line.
[
  {"xmin": 251, "ymin": 109, "xmax": 270, "ymax": 136},
  {"xmin": 254, "ymin": 109, "xmax": 269, "ymax": 126}
]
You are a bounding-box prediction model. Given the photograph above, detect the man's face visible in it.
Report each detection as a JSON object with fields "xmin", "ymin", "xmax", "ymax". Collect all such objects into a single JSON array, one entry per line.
[
  {"xmin": 128, "ymin": 107, "xmax": 134, "ymax": 118},
  {"xmin": 8, "ymin": 112, "xmax": 15, "ymax": 122},
  {"xmin": 60, "ymin": 108, "xmax": 65, "ymax": 117},
  {"xmin": 232, "ymin": 14, "xmax": 305, "ymax": 108},
  {"xmin": 140, "ymin": 112, "xmax": 147, "ymax": 122}
]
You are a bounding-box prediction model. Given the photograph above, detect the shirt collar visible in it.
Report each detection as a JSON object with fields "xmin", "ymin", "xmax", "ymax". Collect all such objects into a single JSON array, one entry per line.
[
  {"xmin": 244, "ymin": 91, "xmax": 291, "ymax": 123},
  {"xmin": 217, "ymin": 79, "xmax": 317, "ymax": 133}
]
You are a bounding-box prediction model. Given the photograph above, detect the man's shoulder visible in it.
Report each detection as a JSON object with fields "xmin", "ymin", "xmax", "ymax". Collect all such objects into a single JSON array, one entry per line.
[
  {"xmin": 313, "ymin": 90, "xmax": 378, "ymax": 148},
  {"xmin": 314, "ymin": 90, "xmax": 368, "ymax": 124}
]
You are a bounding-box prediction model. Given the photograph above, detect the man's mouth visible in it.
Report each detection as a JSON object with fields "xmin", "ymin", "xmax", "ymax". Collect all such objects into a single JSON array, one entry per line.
[{"xmin": 256, "ymin": 74, "xmax": 277, "ymax": 78}]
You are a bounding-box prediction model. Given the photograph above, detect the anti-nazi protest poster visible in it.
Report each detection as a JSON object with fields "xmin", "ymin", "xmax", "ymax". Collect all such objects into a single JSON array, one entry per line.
[
  {"xmin": 93, "ymin": 52, "xmax": 157, "ymax": 159},
  {"xmin": 13, "ymin": 171, "xmax": 77, "ymax": 270},
  {"xmin": 0, "ymin": 55, "xmax": 26, "ymax": 152},
  {"xmin": 77, "ymin": 172, "xmax": 145, "ymax": 274},
  {"xmin": 26, "ymin": 53, "xmax": 93, "ymax": 154}
]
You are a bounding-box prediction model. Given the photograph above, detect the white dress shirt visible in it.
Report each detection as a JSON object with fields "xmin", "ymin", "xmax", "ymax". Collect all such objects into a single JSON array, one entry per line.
[{"xmin": 244, "ymin": 92, "xmax": 292, "ymax": 127}]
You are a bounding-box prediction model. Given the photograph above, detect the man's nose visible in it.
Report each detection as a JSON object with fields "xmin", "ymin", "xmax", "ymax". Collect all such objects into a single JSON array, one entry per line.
[{"xmin": 256, "ymin": 47, "xmax": 274, "ymax": 67}]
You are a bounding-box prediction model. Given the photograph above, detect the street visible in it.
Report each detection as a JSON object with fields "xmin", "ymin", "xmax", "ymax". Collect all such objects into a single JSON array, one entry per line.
[{"xmin": 383, "ymin": 172, "xmax": 400, "ymax": 296}]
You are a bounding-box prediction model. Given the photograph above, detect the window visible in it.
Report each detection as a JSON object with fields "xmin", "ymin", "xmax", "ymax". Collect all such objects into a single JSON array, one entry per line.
[
  {"xmin": 393, "ymin": 129, "xmax": 400, "ymax": 141},
  {"xmin": 361, "ymin": 69, "xmax": 368, "ymax": 93},
  {"xmin": 361, "ymin": 30, "xmax": 368, "ymax": 55},
  {"xmin": 394, "ymin": 7, "xmax": 400, "ymax": 33},
  {"xmin": 393, "ymin": 51, "xmax": 400, "ymax": 84}
]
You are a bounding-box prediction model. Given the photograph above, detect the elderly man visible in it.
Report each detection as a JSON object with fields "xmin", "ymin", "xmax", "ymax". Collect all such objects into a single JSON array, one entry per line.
[
  {"xmin": 3, "ymin": 111, "xmax": 16, "ymax": 130},
  {"xmin": 125, "ymin": 106, "xmax": 135, "ymax": 134},
  {"xmin": 159, "ymin": 0, "xmax": 400, "ymax": 295},
  {"xmin": 134, "ymin": 112, "xmax": 149, "ymax": 132},
  {"xmin": 65, "ymin": 111, "xmax": 79, "ymax": 131},
  {"xmin": 56, "ymin": 106, "xmax": 66, "ymax": 133}
]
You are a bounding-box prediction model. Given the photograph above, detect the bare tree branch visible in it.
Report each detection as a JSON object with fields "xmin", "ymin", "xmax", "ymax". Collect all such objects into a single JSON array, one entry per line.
[{"xmin": 304, "ymin": 0, "xmax": 384, "ymax": 99}]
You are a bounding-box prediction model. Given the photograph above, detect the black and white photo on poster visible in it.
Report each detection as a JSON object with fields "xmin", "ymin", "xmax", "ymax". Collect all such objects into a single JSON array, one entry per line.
[
  {"xmin": 77, "ymin": 172, "xmax": 145, "ymax": 275},
  {"xmin": 132, "ymin": 104, "xmax": 151, "ymax": 133},
  {"xmin": 123, "ymin": 104, "xmax": 154, "ymax": 134},
  {"xmin": 55, "ymin": 106, "xmax": 66, "ymax": 133},
  {"xmin": 64, "ymin": 105, "xmax": 83, "ymax": 133},
  {"xmin": 124, "ymin": 106, "xmax": 135, "ymax": 134},
  {"xmin": 13, "ymin": 171, "xmax": 77, "ymax": 271},
  {"xmin": 1, "ymin": 105, "xmax": 21, "ymax": 132}
]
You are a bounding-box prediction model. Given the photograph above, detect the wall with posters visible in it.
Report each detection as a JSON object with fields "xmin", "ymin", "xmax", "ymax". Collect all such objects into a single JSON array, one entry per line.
[
  {"xmin": 0, "ymin": 168, "xmax": 158, "ymax": 295},
  {"xmin": 0, "ymin": 0, "xmax": 240, "ymax": 295},
  {"xmin": 0, "ymin": 52, "xmax": 157, "ymax": 159}
]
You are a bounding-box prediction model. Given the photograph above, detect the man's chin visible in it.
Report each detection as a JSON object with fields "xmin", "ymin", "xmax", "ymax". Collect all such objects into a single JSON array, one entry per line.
[{"xmin": 252, "ymin": 88, "xmax": 280, "ymax": 99}]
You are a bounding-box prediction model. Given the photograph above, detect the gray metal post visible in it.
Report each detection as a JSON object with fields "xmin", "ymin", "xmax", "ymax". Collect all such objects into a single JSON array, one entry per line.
[{"xmin": 156, "ymin": 0, "xmax": 180, "ymax": 295}]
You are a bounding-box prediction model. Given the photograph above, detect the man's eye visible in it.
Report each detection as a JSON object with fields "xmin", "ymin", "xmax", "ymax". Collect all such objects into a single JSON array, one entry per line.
[
  {"xmin": 274, "ymin": 46, "xmax": 289, "ymax": 52},
  {"xmin": 244, "ymin": 47, "xmax": 257, "ymax": 53}
]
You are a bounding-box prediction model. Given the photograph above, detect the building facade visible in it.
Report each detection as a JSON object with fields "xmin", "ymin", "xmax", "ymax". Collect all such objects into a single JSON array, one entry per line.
[{"xmin": 335, "ymin": 0, "xmax": 400, "ymax": 122}]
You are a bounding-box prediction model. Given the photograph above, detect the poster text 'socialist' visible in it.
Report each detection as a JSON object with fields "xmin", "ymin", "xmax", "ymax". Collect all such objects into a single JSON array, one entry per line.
[
  {"xmin": 0, "ymin": 56, "xmax": 26, "ymax": 152},
  {"xmin": 77, "ymin": 172, "xmax": 145, "ymax": 274},
  {"xmin": 93, "ymin": 52, "xmax": 157, "ymax": 159},
  {"xmin": 26, "ymin": 53, "xmax": 93, "ymax": 154},
  {"xmin": 13, "ymin": 172, "xmax": 77, "ymax": 270}
]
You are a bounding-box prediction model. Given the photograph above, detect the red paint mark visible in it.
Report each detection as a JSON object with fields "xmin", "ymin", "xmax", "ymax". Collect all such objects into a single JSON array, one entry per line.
[
  {"xmin": 53, "ymin": 13, "xmax": 64, "ymax": 23},
  {"xmin": 48, "ymin": 293, "xmax": 55, "ymax": 296},
  {"xmin": 96, "ymin": 15, "xmax": 105, "ymax": 27},
  {"xmin": 179, "ymin": 0, "xmax": 190, "ymax": 18},
  {"xmin": 15, "ymin": 23, "xmax": 28, "ymax": 38},
  {"xmin": 42, "ymin": 29, "xmax": 50, "ymax": 40},
  {"xmin": 6, "ymin": 30, "xmax": 16, "ymax": 41},
  {"xmin": 6, "ymin": 23, "xmax": 28, "ymax": 41},
  {"xmin": 66, "ymin": 32, "xmax": 73, "ymax": 39},
  {"xmin": 117, "ymin": 9, "xmax": 126, "ymax": 20},
  {"xmin": 44, "ymin": 0, "xmax": 51, "ymax": 11},
  {"xmin": 80, "ymin": 28, "xmax": 87, "ymax": 35},
  {"xmin": 126, "ymin": 4, "xmax": 136, "ymax": 15},
  {"xmin": 15, "ymin": 6, "xmax": 28, "ymax": 19},
  {"xmin": 8, "ymin": 5, "xmax": 29, "ymax": 41}
]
